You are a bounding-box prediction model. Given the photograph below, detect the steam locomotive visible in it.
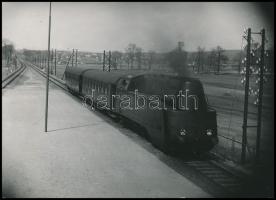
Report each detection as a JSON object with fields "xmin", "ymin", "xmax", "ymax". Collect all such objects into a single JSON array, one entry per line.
[{"xmin": 65, "ymin": 67, "xmax": 218, "ymax": 153}]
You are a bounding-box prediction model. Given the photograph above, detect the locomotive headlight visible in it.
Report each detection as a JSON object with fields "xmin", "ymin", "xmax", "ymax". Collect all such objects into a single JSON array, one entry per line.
[
  {"xmin": 180, "ymin": 129, "xmax": 187, "ymax": 136},
  {"xmin": 206, "ymin": 129, "xmax": 213, "ymax": 136}
]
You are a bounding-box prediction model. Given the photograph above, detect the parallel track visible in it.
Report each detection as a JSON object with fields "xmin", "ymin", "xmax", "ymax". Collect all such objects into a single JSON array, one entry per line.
[
  {"xmin": 182, "ymin": 158, "xmax": 246, "ymax": 197},
  {"xmin": 26, "ymin": 61, "xmax": 68, "ymax": 91},
  {"xmin": 2, "ymin": 60, "xmax": 26, "ymax": 88},
  {"xmin": 25, "ymin": 60, "xmax": 248, "ymax": 197}
]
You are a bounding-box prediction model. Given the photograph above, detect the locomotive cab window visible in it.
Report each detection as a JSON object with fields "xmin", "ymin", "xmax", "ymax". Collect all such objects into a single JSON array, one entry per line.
[{"xmin": 181, "ymin": 80, "xmax": 207, "ymax": 111}]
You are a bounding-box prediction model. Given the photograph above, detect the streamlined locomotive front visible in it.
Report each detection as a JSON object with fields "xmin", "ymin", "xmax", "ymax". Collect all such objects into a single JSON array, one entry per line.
[{"xmin": 165, "ymin": 79, "xmax": 218, "ymax": 153}]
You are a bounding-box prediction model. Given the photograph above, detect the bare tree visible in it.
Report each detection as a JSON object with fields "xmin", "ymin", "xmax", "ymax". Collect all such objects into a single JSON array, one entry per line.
[
  {"xmin": 125, "ymin": 43, "xmax": 136, "ymax": 69},
  {"xmin": 111, "ymin": 51, "xmax": 123, "ymax": 69},
  {"xmin": 196, "ymin": 46, "xmax": 205, "ymax": 73},
  {"xmin": 135, "ymin": 47, "xmax": 143, "ymax": 69},
  {"xmin": 2, "ymin": 40, "xmax": 15, "ymax": 65},
  {"xmin": 207, "ymin": 49, "xmax": 216, "ymax": 72},
  {"xmin": 216, "ymin": 46, "xmax": 224, "ymax": 74},
  {"xmin": 148, "ymin": 50, "xmax": 156, "ymax": 70}
]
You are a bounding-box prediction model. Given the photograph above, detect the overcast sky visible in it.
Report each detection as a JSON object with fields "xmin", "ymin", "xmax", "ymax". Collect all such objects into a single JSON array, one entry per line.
[{"xmin": 2, "ymin": 2, "xmax": 274, "ymax": 52}]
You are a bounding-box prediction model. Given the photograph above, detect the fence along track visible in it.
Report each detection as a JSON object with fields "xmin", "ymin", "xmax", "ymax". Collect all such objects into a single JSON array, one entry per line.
[
  {"xmin": 2, "ymin": 60, "xmax": 26, "ymax": 88},
  {"xmin": 24, "ymin": 60, "xmax": 248, "ymax": 197}
]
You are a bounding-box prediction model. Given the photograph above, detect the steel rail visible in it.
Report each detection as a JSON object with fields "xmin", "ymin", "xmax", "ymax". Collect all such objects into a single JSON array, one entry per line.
[{"xmin": 2, "ymin": 60, "xmax": 26, "ymax": 88}]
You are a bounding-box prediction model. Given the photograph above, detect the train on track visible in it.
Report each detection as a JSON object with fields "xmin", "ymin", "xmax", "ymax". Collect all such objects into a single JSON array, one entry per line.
[{"xmin": 65, "ymin": 67, "xmax": 218, "ymax": 154}]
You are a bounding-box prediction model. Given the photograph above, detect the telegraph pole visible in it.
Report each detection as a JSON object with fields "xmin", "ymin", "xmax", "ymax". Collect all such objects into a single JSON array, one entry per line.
[
  {"xmin": 42, "ymin": 53, "xmax": 45, "ymax": 68},
  {"xmin": 217, "ymin": 50, "xmax": 221, "ymax": 73},
  {"xmin": 256, "ymin": 29, "xmax": 265, "ymax": 163},
  {"xmin": 108, "ymin": 51, "xmax": 111, "ymax": 72},
  {"xmin": 103, "ymin": 50, "xmax": 106, "ymax": 71},
  {"xmin": 72, "ymin": 49, "xmax": 74, "ymax": 67},
  {"xmin": 61, "ymin": 52, "xmax": 73, "ymax": 79},
  {"xmin": 197, "ymin": 51, "xmax": 200, "ymax": 73},
  {"xmin": 45, "ymin": 2, "xmax": 52, "ymax": 132},
  {"xmin": 51, "ymin": 50, "xmax": 53, "ymax": 72},
  {"xmin": 75, "ymin": 49, "xmax": 78, "ymax": 67},
  {"xmin": 54, "ymin": 49, "xmax": 57, "ymax": 76},
  {"xmin": 241, "ymin": 28, "xmax": 251, "ymax": 164}
]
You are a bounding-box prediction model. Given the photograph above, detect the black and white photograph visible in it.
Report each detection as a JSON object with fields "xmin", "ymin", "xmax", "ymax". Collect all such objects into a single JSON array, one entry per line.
[{"xmin": 2, "ymin": 2, "xmax": 274, "ymax": 198}]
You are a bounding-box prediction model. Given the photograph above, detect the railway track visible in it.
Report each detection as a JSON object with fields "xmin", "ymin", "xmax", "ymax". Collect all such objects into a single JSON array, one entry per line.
[
  {"xmin": 24, "ymin": 60, "xmax": 248, "ymax": 197},
  {"xmin": 183, "ymin": 159, "xmax": 246, "ymax": 197},
  {"xmin": 26, "ymin": 60, "xmax": 68, "ymax": 91},
  {"xmin": 2, "ymin": 60, "xmax": 26, "ymax": 88}
]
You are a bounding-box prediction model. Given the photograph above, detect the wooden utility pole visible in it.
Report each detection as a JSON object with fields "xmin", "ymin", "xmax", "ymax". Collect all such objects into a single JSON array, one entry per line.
[
  {"xmin": 45, "ymin": 2, "xmax": 52, "ymax": 132},
  {"xmin": 241, "ymin": 28, "xmax": 251, "ymax": 164},
  {"xmin": 216, "ymin": 46, "xmax": 224, "ymax": 74},
  {"xmin": 43, "ymin": 55, "xmax": 45, "ymax": 68},
  {"xmin": 75, "ymin": 49, "xmax": 78, "ymax": 67},
  {"xmin": 61, "ymin": 53, "xmax": 73, "ymax": 80},
  {"xmin": 217, "ymin": 51, "xmax": 221, "ymax": 73},
  {"xmin": 197, "ymin": 51, "xmax": 200, "ymax": 73},
  {"xmin": 72, "ymin": 49, "xmax": 74, "ymax": 67},
  {"xmin": 54, "ymin": 49, "xmax": 57, "ymax": 76},
  {"xmin": 51, "ymin": 49, "xmax": 54, "ymax": 74},
  {"xmin": 256, "ymin": 29, "xmax": 265, "ymax": 163},
  {"xmin": 103, "ymin": 50, "xmax": 106, "ymax": 71},
  {"xmin": 108, "ymin": 51, "xmax": 111, "ymax": 72}
]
